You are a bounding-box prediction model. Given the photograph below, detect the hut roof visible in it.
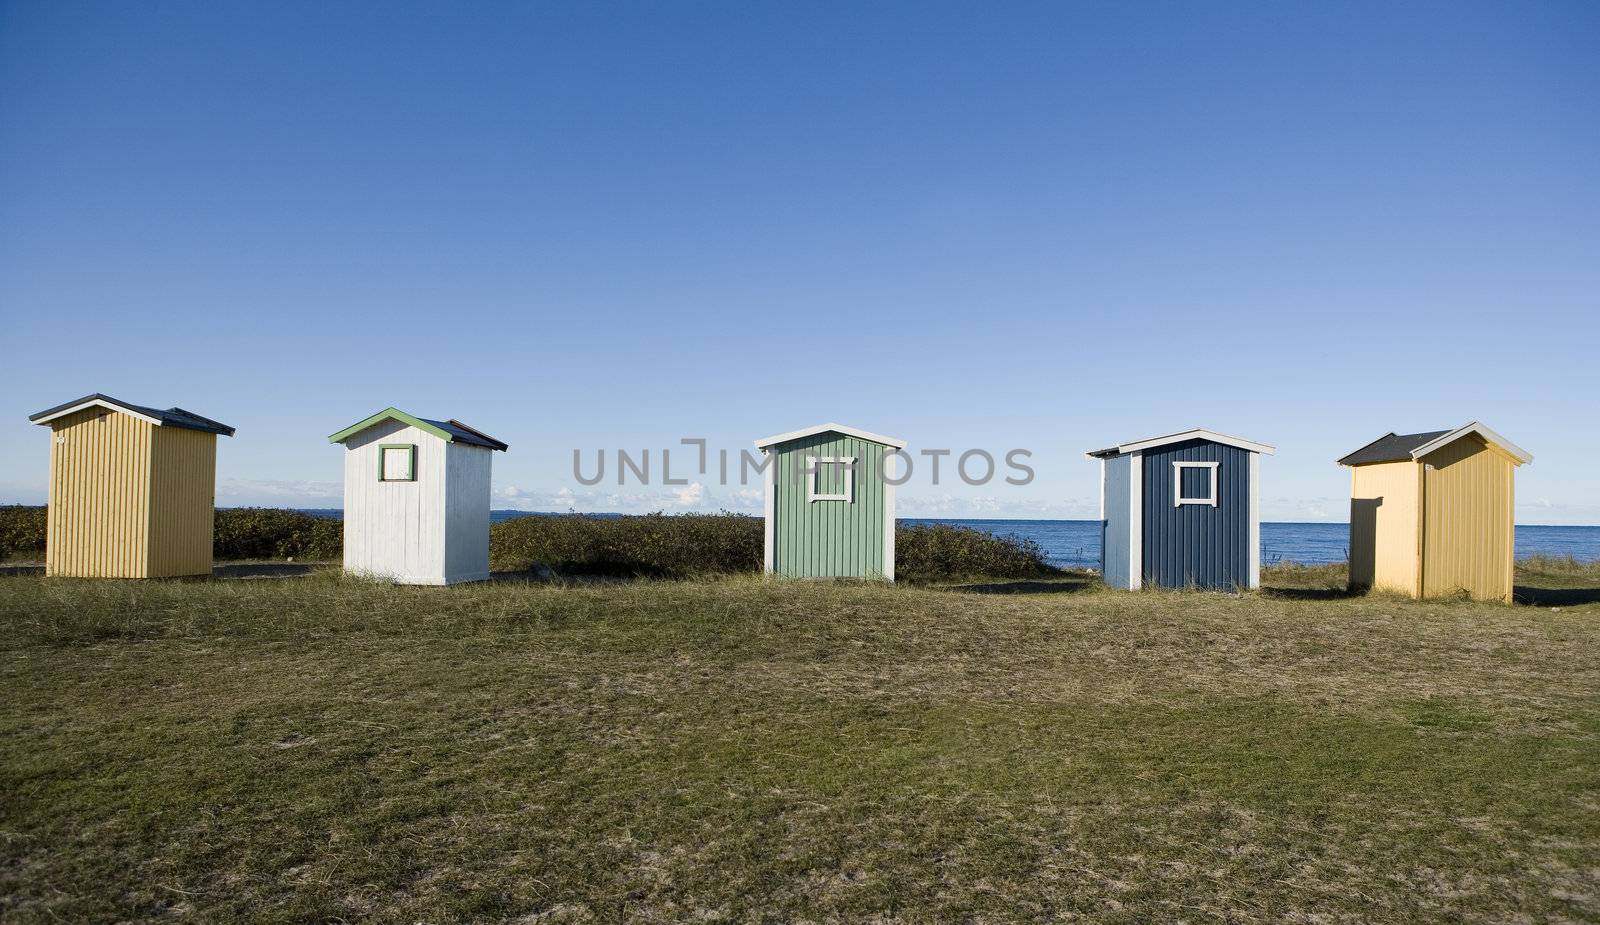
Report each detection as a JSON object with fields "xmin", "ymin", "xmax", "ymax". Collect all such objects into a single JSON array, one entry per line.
[
  {"xmin": 329, "ymin": 408, "xmax": 508, "ymax": 450},
  {"xmin": 754, "ymin": 423, "xmax": 907, "ymax": 450},
  {"xmin": 29, "ymin": 393, "xmax": 235, "ymax": 436},
  {"xmin": 1086, "ymin": 428, "xmax": 1275, "ymax": 459},
  {"xmin": 1338, "ymin": 422, "xmax": 1530, "ymax": 466}
]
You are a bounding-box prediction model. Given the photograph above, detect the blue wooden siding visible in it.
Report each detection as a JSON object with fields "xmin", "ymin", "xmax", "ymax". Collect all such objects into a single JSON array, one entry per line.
[{"xmin": 1141, "ymin": 439, "xmax": 1250, "ymax": 589}]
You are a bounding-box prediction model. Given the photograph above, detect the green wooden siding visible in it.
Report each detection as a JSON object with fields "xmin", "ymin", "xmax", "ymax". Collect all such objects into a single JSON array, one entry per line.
[{"xmin": 771, "ymin": 432, "xmax": 890, "ymax": 578}]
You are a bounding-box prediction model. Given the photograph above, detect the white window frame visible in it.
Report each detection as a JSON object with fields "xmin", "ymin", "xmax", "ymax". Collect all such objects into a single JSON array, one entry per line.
[
  {"xmin": 1173, "ymin": 460, "xmax": 1219, "ymax": 507},
  {"xmin": 807, "ymin": 455, "xmax": 856, "ymax": 503}
]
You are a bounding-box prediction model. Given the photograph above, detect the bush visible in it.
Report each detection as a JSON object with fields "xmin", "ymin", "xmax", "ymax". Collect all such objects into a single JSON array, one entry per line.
[
  {"xmin": 0, "ymin": 506, "xmax": 345, "ymax": 562},
  {"xmin": 894, "ymin": 522, "xmax": 1055, "ymax": 582},
  {"xmin": 0, "ymin": 505, "xmax": 48, "ymax": 560},
  {"xmin": 491, "ymin": 512, "xmax": 763, "ymax": 577},
  {"xmin": 1516, "ymin": 554, "xmax": 1600, "ymax": 575},
  {"xmin": 3, "ymin": 504, "xmax": 1055, "ymax": 580},
  {"xmin": 492, "ymin": 514, "xmax": 1054, "ymax": 582},
  {"xmin": 212, "ymin": 508, "xmax": 343, "ymax": 561}
]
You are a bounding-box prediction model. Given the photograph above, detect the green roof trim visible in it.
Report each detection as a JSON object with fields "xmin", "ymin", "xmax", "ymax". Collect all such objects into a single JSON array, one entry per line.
[{"xmin": 328, "ymin": 408, "xmax": 453, "ymax": 444}]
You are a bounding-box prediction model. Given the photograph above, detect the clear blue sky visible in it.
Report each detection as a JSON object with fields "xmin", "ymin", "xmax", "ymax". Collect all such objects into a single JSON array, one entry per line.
[{"xmin": 2, "ymin": 1, "xmax": 1596, "ymax": 522}]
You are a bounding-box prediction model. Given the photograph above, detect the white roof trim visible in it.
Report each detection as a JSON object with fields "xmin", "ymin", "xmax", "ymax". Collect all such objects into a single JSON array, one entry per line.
[
  {"xmin": 29, "ymin": 398, "xmax": 163, "ymax": 428},
  {"xmin": 1086, "ymin": 428, "xmax": 1276, "ymax": 459},
  {"xmin": 1411, "ymin": 422, "xmax": 1532, "ymax": 465},
  {"xmin": 754, "ymin": 422, "xmax": 907, "ymax": 450}
]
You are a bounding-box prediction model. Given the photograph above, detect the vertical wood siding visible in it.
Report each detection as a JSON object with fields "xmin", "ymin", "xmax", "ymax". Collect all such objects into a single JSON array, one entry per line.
[
  {"xmin": 1347, "ymin": 460, "xmax": 1421, "ymax": 595},
  {"xmin": 147, "ymin": 426, "xmax": 218, "ymax": 577},
  {"xmin": 45, "ymin": 408, "xmax": 154, "ymax": 577},
  {"xmin": 443, "ymin": 442, "xmax": 494, "ymax": 584},
  {"xmin": 1421, "ymin": 436, "xmax": 1515, "ymax": 602},
  {"xmin": 771, "ymin": 433, "xmax": 889, "ymax": 579},
  {"xmin": 342, "ymin": 421, "xmax": 450, "ymax": 584},
  {"xmin": 1100, "ymin": 454, "xmax": 1133, "ymax": 589},
  {"xmin": 1140, "ymin": 439, "xmax": 1251, "ymax": 589}
]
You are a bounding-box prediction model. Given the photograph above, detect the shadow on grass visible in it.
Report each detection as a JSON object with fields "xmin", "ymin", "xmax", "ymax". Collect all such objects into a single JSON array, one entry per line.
[
  {"xmin": 1264, "ymin": 582, "xmax": 1600, "ymax": 607},
  {"xmin": 1261, "ymin": 586, "xmax": 1359, "ymax": 601},
  {"xmin": 1514, "ymin": 586, "xmax": 1600, "ymax": 607},
  {"xmin": 946, "ymin": 576, "xmax": 1097, "ymax": 595},
  {"xmin": 1, "ymin": 564, "xmax": 325, "ymax": 580},
  {"xmin": 213, "ymin": 563, "xmax": 318, "ymax": 579},
  {"xmin": 488, "ymin": 567, "xmax": 563, "ymax": 584}
]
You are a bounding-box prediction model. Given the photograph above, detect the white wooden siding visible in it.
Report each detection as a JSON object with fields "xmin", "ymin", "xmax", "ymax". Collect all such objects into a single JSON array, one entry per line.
[
  {"xmin": 443, "ymin": 442, "xmax": 493, "ymax": 583},
  {"xmin": 342, "ymin": 420, "xmax": 449, "ymax": 584}
]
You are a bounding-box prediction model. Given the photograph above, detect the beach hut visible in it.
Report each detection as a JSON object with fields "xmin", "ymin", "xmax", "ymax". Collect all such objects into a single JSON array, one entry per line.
[
  {"xmin": 28, "ymin": 393, "xmax": 235, "ymax": 578},
  {"xmin": 1087, "ymin": 428, "xmax": 1275, "ymax": 590},
  {"xmin": 755, "ymin": 423, "xmax": 905, "ymax": 581},
  {"xmin": 328, "ymin": 408, "xmax": 508, "ymax": 585},
  {"xmin": 1338, "ymin": 422, "xmax": 1530, "ymax": 602}
]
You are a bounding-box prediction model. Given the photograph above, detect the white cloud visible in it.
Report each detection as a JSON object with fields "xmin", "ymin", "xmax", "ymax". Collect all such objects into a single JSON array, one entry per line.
[
  {"xmin": 1261, "ymin": 495, "xmax": 1341, "ymax": 522},
  {"xmin": 490, "ymin": 481, "xmax": 762, "ymax": 515},
  {"xmin": 0, "ymin": 481, "xmax": 47, "ymax": 505},
  {"xmin": 217, "ymin": 479, "xmax": 341, "ymax": 507},
  {"xmin": 897, "ymin": 493, "xmax": 1099, "ymax": 519},
  {"xmin": 5, "ymin": 469, "xmax": 1597, "ymax": 525},
  {"xmin": 667, "ymin": 482, "xmax": 705, "ymax": 508}
]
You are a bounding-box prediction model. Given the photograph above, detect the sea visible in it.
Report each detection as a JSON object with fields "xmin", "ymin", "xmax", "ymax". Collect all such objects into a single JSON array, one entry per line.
[
  {"xmin": 295, "ymin": 510, "xmax": 1600, "ymax": 569},
  {"xmin": 900, "ymin": 520, "xmax": 1600, "ymax": 569}
]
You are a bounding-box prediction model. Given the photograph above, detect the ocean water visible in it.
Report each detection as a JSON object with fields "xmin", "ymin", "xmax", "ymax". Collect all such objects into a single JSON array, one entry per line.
[
  {"xmin": 901, "ymin": 519, "xmax": 1600, "ymax": 569},
  {"xmin": 296, "ymin": 510, "xmax": 1600, "ymax": 569}
]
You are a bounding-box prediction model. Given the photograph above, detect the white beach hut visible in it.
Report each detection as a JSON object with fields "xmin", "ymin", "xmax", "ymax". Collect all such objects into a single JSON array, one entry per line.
[{"xmin": 328, "ymin": 408, "xmax": 508, "ymax": 585}]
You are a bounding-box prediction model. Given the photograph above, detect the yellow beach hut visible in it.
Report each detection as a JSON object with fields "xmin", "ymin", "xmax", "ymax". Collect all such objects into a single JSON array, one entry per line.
[
  {"xmin": 28, "ymin": 393, "xmax": 235, "ymax": 578},
  {"xmin": 1338, "ymin": 422, "xmax": 1531, "ymax": 602}
]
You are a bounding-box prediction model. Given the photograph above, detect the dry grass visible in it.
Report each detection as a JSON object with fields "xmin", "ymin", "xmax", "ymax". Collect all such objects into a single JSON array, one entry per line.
[{"xmin": 2, "ymin": 574, "xmax": 1598, "ymax": 922}]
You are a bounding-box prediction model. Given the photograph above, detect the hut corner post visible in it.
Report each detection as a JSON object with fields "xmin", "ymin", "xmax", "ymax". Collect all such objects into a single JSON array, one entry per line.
[
  {"xmin": 1248, "ymin": 451, "xmax": 1260, "ymax": 590},
  {"xmin": 762, "ymin": 447, "xmax": 775, "ymax": 575},
  {"xmin": 1128, "ymin": 451, "xmax": 1143, "ymax": 590},
  {"xmin": 882, "ymin": 448, "xmax": 896, "ymax": 583}
]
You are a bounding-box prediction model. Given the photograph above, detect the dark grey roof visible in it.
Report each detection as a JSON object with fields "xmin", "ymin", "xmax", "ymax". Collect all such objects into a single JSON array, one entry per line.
[
  {"xmin": 421, "ymin": 418, "xmax": 508, "ymax": 451},
  {"xmin": 29, "ymin": 393, "xmax": 235, "ymax": 436},
  {"xmin": 1337, "ymin": 430, "xmax": 1450, "ymax": 466}
]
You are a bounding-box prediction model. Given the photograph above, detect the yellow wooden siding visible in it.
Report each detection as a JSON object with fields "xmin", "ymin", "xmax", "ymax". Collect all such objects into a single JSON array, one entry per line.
[
  {"xmin": 1421, "ymin": 436, "xmax": 1515, "ymax": 602},
  {"xmin": 148, "ymin": 426, "xmax": 218, "ymax": 577},
  {"xmin": 1348, "ymin": 460, "xmax": 1421, "ymax": 596},
  {"xmin": 45, "ymin": 408, "xmax": 154, "ymax": 577}
]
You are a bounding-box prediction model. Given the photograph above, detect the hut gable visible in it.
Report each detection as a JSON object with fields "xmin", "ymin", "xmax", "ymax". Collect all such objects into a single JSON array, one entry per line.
[
  {"xmin": 1338, "ymin": 422, "xmax": 1529, "ymax": 468},
  {"xmin": 30, "ymin": 393, "xmax": 235, "ymax": 435},
  {"xmin": 328, "ymin": 407, "xmax": 508, "ymax": 450}
]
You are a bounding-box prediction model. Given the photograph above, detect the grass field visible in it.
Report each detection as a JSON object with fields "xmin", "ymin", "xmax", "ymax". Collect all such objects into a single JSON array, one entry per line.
[{"xmin": 3, "ymin": 565, "xmax": 1598, "ymax": 922}]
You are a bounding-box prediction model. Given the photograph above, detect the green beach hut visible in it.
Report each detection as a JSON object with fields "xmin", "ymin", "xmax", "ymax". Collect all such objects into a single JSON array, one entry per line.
[{"xmin": 755, "ymin": 423, "xmax": 906, "ymax": 581}]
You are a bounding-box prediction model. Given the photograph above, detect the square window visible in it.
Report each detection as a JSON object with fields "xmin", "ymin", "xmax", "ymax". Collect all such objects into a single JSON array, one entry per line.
[
  {"xmin": 1172, "ymin": 461, "xmax": 1219, "ymax": 507},
  {"xmin": 380, "ymin": 444, "xmax": 416, "ymax": 481},
  {"xmin": 807, "ymin": 456, "xmax": 856, "ymax": 503}
]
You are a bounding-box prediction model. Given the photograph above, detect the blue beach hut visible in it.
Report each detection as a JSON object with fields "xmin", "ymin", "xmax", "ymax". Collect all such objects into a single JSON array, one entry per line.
[{"xmin": 1087, "ymin": 428, "xmax": 1275, "ymax": 590}]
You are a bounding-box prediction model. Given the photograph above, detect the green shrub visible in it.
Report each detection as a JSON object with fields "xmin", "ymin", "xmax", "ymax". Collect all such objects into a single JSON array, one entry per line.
[
  {"xmin": 0, "ymin": 506, "xmax": 345, "ymax": 562},
  {"xmin": 1516, "ymin": 555, "xmax": 1600, "ymax": 576},
  {"xmin": 0, "ymin": 505, "xmax": 48, "ymax": 560},
  {"xmin": 894, "ymin": 522, "xmax": 1055, "ymax": 582},
  {"xmin": 3, "ymin": 504, "xmax": 1055, "ymax": 580},
  {"xmin": 491, "ymin": 512, "xmax": 763, "ymax": 577},
  {"xmin": 212, "ymin": 508, "xmax": 343, "ymax": 561},
  {"xmin": 492, "ymin": 513, "xmax": 1054, "ymax": 582}
]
